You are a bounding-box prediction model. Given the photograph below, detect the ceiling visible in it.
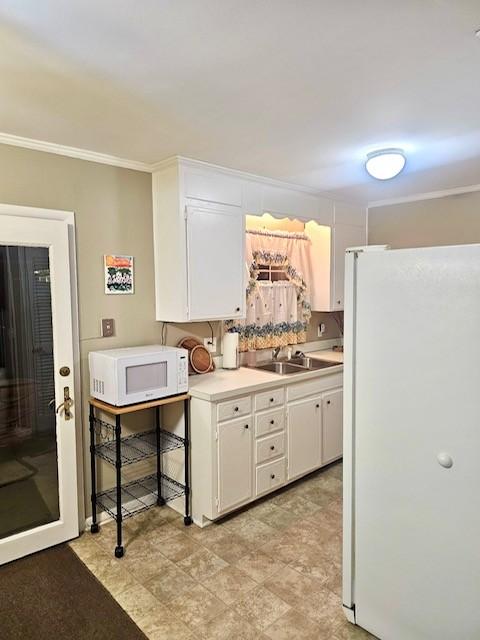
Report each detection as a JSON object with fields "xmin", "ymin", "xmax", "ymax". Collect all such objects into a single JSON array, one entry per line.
[{"xmin": 1, "ymin": 0, "xmax": 480, "ymax": 203}]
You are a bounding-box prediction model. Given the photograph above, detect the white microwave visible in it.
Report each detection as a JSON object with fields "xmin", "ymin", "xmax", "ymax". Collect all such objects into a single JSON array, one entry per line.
[{"xmin": 89, "ymin": 345, "xmax": 188, "ymax": 406}]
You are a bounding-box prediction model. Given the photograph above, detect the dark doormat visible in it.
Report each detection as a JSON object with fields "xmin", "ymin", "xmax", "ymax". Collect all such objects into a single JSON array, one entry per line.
[{"xmin": 0, "ymin": 543, "xmax": 147, "ymax": 640}]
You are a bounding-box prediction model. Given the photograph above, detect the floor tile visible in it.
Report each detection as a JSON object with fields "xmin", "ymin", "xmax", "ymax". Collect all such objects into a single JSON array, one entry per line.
[
  {"xmin": 195, "ymin": 608, "xmax": 270, "ymax": 640},
  {"xmin": 264, "ymin": 608, "xmax": 324, "ymax": 640},
  {"xmin": 144, "ymin": 561, "xmax": 196, "ymax": 602},
  {"xmin": 157, "ymin": 531, "xmax": 199, "ymax": 562},
  {"xmin": 122, "ymin": 551, "xmax": 172, "ymax": 583},
  {"xmin": 136, "ymin": 608, "xmax": 194, "ymax": 640},
  {"xmin": 289, "ymin": 543, "xmax": 337, "ymax": 584},
  {"xmin": 259, "ymin": 529, "xmax": 309, "ymax": 564},
  {"xmin": 201, "ymin": 532, "xmax": 251, "ymax": 563},
  {"xmin": 251, "ymin": 502, "xmax": 299, "ymax": 530},
  {"xmin": 233, "ymin": 518, "xmax": 278, "ymax": 548},
  {"xmin": 264, "ymin": 565, "xmax": 325, "ymax": 609},
  {"xmin": 270, "ymin": 493, "xmax": 321, "ymax": 519},
  {"xmin": 234, "ymin": 549, "xmax": 286, "ymax": 583},
  {"xmin": 114, "ymin": 583, "xmax": 162, "ymax": 621},
  {"xmin": 232, "ymin": 585, "xmax": 291, "ymax": 632},
  {"xmin": 168, "ymin": 583, "xmax": 227, "ymax": 628},
  {"xmin": 202, "ymin": 565, "xmax": 257, "ymax": 605},
  {"xmin": 87, "ymin": 556, "xmax": 139, "ymax": 597},
  {"xmin": 177, "ymin": 547, "xmax": 228, "ymax": 582}
]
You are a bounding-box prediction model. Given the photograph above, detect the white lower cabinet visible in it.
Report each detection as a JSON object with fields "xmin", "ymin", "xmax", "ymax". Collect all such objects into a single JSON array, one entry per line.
[
  {"xmin": 287, "ymin": 397, "xmax": 322, "ymax": 481},
  {"xmin": 322, "ymin": 388, "xmax": 343, "ymax": 464},
  {"xmin": 190, "ymin": 371, "xmax": 343, "ymax": 525},
  {"xmin": 217, "ymin": 416, "xmax": 253, "ymax": 512}
]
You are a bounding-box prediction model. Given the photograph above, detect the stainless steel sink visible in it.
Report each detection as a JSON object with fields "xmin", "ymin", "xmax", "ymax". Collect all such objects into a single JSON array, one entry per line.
[
  {"xmin": 289, "ymin": 356, "xmax": 339, "ymax": 370},
  {"xmin": 255, "ymin": 361, "xmax": 307, "ymax": 375},
  {"xmin": 254, "ymin": 356, "xmax": 339, "ymax": 375}
]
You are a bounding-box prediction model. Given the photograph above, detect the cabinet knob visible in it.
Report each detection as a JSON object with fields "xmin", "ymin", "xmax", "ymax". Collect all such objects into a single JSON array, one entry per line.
[
  {"xmin": 270, "ymin": 474, "xmax": 275, "ymax": 479},
  {"xmin": 270, "ymin": 420, "xmax": 275, "ymax": 425},
  {"xmin": 270, "ymin": 398, "xmax": 274, "ymax": 403},
  {"xmin": 234, "ymin": 406, "xmax": 239, "ymax": 412},
  {"xmin": 244, "ymin": 424, "xmax": 249, "ymax": 429},
  {"xmin": 327, "ymin": 400, "xmax": 331, "ymax": 405},
  {"xmin": 270, "ymin": 445, "xmax": 275, "ymax": 450},
  {"xmin": 315, "ymin": 404, "xmax": 320, "ymax": 408},
  {"xmin": 337, "ymin": 300, "xmax": 341, "ymax": 305},
  {"xmin": 235, "ymin": 307, "xmax": 240, "ymax": 312}
]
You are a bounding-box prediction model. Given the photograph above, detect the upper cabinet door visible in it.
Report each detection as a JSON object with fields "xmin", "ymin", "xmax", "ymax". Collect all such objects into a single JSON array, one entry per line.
[
  {"xmin": 186, "ymin": 204, "xmax": 245, "ymax": 321},
  {"xmin": 333, "ymin": 223, "xmax": 366, "ymax": 310}
]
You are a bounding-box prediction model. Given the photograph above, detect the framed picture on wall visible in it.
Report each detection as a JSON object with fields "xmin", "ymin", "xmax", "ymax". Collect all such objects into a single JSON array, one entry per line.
[{"xmin": 104, "ymin": 255, "xmax": 134, "ymax": 294}]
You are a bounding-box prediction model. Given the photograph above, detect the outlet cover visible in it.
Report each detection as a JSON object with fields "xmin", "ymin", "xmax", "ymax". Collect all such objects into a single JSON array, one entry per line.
[
  {"xmin": 101, "ymin": 318, "xmax": 115, "ymax": 337},
  {"xmin": 204, "ymin": 337, "xmax": 217, "ymax": 353}
]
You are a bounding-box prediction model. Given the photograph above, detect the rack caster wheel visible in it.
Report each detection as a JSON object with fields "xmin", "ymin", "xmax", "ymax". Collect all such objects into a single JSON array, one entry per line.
[
  {"xmin": 114, "ymin": 546, "xmax": 124, "ymax": 558},
  {"xmin": 157, "ymin": 497, "xmax": 166, "ymax": 506},
  {"xmin": 184, "ymin": 516, "xmax": 192, "ymax": 526},
  {"xmin": 90, "ymin": 523, "xmax": 99, "ymax": 534}
]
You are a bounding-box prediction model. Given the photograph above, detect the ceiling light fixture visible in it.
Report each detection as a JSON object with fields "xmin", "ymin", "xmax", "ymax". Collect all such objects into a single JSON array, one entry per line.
[{"xmin": 365, "ymin": 148, "xmax": 406, "ymax": 180}]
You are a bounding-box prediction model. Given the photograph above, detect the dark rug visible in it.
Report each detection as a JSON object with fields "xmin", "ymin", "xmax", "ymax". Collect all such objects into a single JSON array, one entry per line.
[{"xmin": 0, "ymin": 544, "xmax": 147, "ymax": 640}]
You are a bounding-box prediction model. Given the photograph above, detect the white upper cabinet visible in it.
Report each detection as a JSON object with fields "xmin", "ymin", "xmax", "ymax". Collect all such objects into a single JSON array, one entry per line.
[
  {"xmin": 186, "ymin": 203, "xmax": 245, "ymax": 320},
  {"xmin": 152, "ymin": 160, "xmax": 245, "ymax": 322},
  {"xmin": 152, "ymin": 157, "xmax": 366, "ymax": 321},
  {"xmin": 307, "ymin": 201, "xmax": 366, "ymax": 311}
]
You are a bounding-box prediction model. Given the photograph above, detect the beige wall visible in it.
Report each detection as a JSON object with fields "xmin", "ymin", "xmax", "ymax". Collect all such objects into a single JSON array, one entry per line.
[
  {"xmin": 0, "ymin": 143, "xmax": 340, "ymax": 523},
  {"xmin": 368, "ymin": 190, "xmax": 480, "ymax": 248}
]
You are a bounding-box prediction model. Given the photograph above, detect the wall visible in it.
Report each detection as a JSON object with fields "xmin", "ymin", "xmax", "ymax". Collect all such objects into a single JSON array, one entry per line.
[{"xmin": 368, "ymin": 190, "xmax": 480, "ymax": 248}]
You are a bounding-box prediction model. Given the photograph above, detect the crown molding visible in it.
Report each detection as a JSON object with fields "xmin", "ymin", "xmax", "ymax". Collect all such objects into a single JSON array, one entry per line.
[
  {"xmin": 0, "ymin": 132, "xmax": 152, "ymax": 172},
  {"xmin": 368, "ymin": 183, "xmax": 480, "ymax": 208},
  {"xmin": 152, "ymin": 155, "xmax": 325, "ymax": 196}
]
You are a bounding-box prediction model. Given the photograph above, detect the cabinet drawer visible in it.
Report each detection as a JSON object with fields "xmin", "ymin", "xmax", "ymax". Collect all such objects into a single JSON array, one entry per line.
[
  {"xmin": 255, "ymin": 408, "xmax": 285, "ymax": 437},
  {"xmin": 255, "ymin": 387, "xmax": 285, "ymax": 412},
  {"xmin": 256, "ymin": 458, "xmax": 286, "ymax": 497},
  {"xmin": 217, "ymin": 395, "xmax": 251, "ymax": 422},
  {"xmin": 287, "ymin": 373, "xmax": 343, "ymax": 403},
  {"xmin": 256, "ymin": 432, "xmax": 285, "ymax": 465}
]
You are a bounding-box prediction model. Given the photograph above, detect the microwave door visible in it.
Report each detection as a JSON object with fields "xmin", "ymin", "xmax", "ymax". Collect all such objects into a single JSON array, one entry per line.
[{"xmin": 119, "ymin": 355, "xmax": 173, "ymax": 404}]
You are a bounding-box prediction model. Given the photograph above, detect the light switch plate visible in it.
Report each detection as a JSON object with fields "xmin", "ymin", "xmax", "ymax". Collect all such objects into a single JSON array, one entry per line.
[{"xmin": 101, "ymin": 318, "xmax": 115, "ymax": 337}]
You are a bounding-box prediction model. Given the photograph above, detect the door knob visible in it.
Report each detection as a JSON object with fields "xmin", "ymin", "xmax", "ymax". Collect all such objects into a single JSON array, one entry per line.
[
  {"xmin": 56, "ymin": 386, "xmax": 73, "ymax": 420},
  {"xmin": 437, "ymin": 452, "xmax": 453, "ymax": 469}
]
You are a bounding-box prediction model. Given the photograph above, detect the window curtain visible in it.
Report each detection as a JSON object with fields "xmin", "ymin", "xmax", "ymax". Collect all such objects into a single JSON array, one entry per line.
[{"xmin": 226, "ymin": 230, "xmax": 313, "ymax": 351}]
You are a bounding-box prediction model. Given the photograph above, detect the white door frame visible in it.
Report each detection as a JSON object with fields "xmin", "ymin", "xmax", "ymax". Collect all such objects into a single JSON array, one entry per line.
[{"xmin": 0, "ymin": 203, "xmax": 83, "ymax": 543}]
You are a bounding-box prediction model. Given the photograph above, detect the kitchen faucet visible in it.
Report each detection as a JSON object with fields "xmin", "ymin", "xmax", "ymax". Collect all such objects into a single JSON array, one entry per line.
[{"xmin": 272, "ymin": 346, "xmax": 281, "ymax": 360}]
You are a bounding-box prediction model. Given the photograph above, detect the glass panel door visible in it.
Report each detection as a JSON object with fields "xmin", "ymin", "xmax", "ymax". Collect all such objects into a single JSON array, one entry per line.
[
  {"xmin": 0, "ymin": 213, "xmax": 78, "ymax": 565},
  {"xmin": 0, "ymin": 246, "xmax": 59, "ymax": 539}
]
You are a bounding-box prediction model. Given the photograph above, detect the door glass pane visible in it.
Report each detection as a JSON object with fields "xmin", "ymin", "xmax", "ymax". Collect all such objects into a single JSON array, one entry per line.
[{"xmin": 0, "ymin": 245, "xmax": 59, "ymax": 539}]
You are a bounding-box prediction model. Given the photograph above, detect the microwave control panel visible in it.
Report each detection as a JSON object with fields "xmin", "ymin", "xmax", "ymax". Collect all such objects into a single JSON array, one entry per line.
[{"xmin": 178, "ymin": 355, "xmax": 188, "ymax": 389}]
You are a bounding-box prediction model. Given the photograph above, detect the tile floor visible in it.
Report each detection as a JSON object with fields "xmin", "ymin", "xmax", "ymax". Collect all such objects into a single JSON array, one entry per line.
[{"xmin": 70, "ymin": 462, "xmax": 375, "ymax": 639}]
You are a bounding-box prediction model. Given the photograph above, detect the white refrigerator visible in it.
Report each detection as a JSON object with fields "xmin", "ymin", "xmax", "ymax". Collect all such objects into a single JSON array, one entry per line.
[{"xmin": 342, "ymin": 244, "xmax": 480, "ymax": 640}]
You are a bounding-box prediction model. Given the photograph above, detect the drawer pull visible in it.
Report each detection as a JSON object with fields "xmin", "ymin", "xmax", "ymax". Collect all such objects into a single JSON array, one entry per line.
[
  {"xmin": 234, "ymin": 406, "xmax": 239, "ymax": 412},
  {"xmin": 327, "ymin": 400, "xmax": 331, "ymax": 405},
  {"xmin": 270, "ymin": 419, "xmax": 275, "ymax": 425},
  {"xmin": 270, "ymin": 397, "xmax": 274, "ymax": 402},
  {"xmin": 270, "ymin": 474, "xmax": 276, "ymax": 479},
  {"xmin": 244, "ymin": 424, "xmax": 249, "ymax": 429},
  {"xmin": 235, "ymin": 307, "xmax": 240, "ymax": 312},
  {"xmin": 270, "ymin": 445, "xmax": 275, "ymax": 450},
  {"xmin": 316, "ymin": 404, "xmax": 320, "ymax": 408}
]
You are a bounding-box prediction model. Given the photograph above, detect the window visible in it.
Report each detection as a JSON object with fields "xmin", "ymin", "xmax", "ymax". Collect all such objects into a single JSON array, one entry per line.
[{"xmin": 256, "ymin": 264, "xmax": 289, "ymax": 282}]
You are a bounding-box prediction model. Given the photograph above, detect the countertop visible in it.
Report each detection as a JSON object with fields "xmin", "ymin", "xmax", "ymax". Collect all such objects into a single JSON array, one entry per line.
[{"xmin": 188, "ymin": 349, "xmax": 343, "ymax": 401}]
